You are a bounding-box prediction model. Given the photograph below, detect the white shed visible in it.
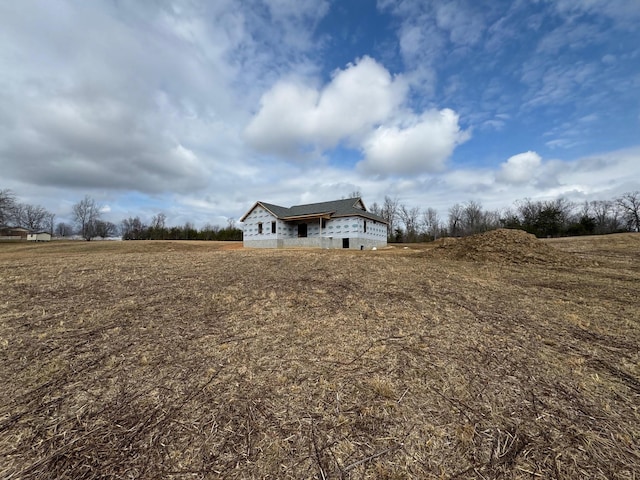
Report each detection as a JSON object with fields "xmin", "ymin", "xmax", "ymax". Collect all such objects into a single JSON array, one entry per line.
[{"xmin": 27, "ymin": 232, "xmax": 52, "ymax": 242}]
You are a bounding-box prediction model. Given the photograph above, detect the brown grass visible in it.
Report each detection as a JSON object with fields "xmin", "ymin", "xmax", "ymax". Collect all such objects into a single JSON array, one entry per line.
[{"xmin": 1, "ymin": 232, "xmax": 639, "ymax": 479}]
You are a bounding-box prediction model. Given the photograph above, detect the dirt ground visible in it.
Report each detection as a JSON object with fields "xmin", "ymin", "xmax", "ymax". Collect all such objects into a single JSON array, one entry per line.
[{"xmin": 1, "ymin": 231, "xmax": 639, "ymax": 479}]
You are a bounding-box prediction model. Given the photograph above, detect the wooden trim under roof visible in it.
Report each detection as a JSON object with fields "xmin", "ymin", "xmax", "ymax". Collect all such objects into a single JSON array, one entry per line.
[
  {"xmin": 238, "ymin": 201, "xmax": 260, "ymax": 222},
  {"xmin": 282, "ymin": 213, "xmax": 332, "ymax": 221},
  {"xmin": 239, "ymin": 201, "xmax": 284, "ymax": 222}
]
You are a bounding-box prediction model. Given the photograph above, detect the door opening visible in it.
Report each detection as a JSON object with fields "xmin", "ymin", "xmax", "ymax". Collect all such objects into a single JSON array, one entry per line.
[{"xmin": 298, "ymin": 223, "xmax": 308, "ymax": 238}]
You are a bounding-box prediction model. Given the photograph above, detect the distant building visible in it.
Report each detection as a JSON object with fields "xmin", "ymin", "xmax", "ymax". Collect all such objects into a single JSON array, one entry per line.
[
  {"xmin": 240, "ymin": 197, "xmax": 388, "ymax": 249},
  {"xmin": 0, "ymin": 226, "xmax": 29, "ymax": 241},
  {"xmin": 27, "ymin": 232, "xmax": 52, "ymax": 242}
]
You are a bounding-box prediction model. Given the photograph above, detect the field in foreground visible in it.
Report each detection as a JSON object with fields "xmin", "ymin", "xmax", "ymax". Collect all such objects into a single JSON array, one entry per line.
[{"xmin": 1, "ymin": 233, "xmax": 639, "ymax": 479}]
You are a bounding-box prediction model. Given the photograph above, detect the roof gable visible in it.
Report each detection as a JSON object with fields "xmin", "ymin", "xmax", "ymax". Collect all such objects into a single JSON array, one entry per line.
[
  {"xmin": 239, "ymin": 201, "xmax": 290, "ymax": 222},
  {"xmin": 241, "ymin": 198, "xmax": 387, "ymax": 224},
  {"xmin": 288, "ymin": 198, "xmax": 358, "ymax": 216}
]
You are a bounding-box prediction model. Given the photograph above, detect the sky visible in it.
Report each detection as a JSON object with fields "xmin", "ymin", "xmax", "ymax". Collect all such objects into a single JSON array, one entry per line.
[{"xmin": 1, "ymin": 0, "xmax": 639, "ymax": 229}]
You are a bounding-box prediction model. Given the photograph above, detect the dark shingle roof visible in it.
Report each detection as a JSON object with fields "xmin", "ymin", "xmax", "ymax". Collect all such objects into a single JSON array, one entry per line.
[
  {"xmin": 242, "ymin": 198, "xmax": 387, "ymax": 224},
  {"xmin": 258, "ymin": 202, "xmax": 293, "ymax": 219}
]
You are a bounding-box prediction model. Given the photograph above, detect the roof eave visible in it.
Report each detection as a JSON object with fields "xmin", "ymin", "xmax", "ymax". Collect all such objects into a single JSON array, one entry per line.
[
  {"xmin": 283, "ymin": 212, "xmax": 333, "ymax": 221},
  {"xmin": 332, "ymin": 212, "xmax": 389, "ymax": 224},
  {"xmin": 239, "ymin": 201, "xmax": 261, "ymax": 222},
  {"xmin": 240, "ymin": 201, "xmax": 287, "ymax": 222}
]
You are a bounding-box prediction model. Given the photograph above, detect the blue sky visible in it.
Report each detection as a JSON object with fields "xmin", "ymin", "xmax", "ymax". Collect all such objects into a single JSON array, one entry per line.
[{"xmin": 1, "ymin": 0, "xmax": 639, "ymax": 228}]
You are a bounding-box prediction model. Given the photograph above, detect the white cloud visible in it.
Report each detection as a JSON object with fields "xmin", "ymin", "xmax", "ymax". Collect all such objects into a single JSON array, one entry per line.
[
  {"xmin": 358, "ymin": 109, "xmax": 470, "ymax": 175},
  {"xmin": 398, "ymin": 21, "xmax": 444, "ymax": 68},
  {"xmin": 496, "ymin": 151, "xmax": 542, "ymax": 184},
  {"xmin": 481, "ymin": 119, "xmax": 506, "ymax": 131},
  {"xmin": 398, "ymin": 25, "xmax": 424, "ymax": 61},
  {"xmin": 245, "ymin": 55, "xmax": 470, "ymax": 176},
  {"xmin": 435, "ymin": 1, "xmax": 485, "ymax": 46},
  {"xmin": 536, "ymin": 23, "xmax": 602, "ymax": 54},
  {"xmin": 379, "ymin": 0, "xmax": 488, "ymax": 102},
  {"xmin": 1, "ymin": 1, "xmax": 638, "ymax": 230},
  {"xmin": 521, "ymin": 61, "xmax": 599, "ymax": 108},
  {"xmin": 552, "ymin": 0, "xmax": 640, "ymax": 26},
  {"xmin": 545, "ymin": 138, "xmax": 578, "ymax": 150},
  {"xmin": 245, "ymin": 56, "xmax": 407, "ymax": 156}
]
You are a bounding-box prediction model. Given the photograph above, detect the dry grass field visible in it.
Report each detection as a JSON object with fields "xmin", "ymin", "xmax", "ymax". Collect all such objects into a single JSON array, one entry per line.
[{"xmin": 1, "ymin": 231, "xmax": 639, "ymax": 479}]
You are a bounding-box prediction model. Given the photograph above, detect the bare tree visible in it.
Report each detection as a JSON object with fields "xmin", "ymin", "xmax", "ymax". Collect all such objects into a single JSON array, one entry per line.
[
  {"xmin": 553, "ymin": 197, "xmax": 575, "ymax": 224},
  {"xmin": 151, "ymin": 213, "xmax": 166, "ymax": 229},
  {"xmin": 484, "ymin": 210, "xmax": 501, "ymax": 231},
  {"xmin": 369, "ymin": 201, "xmax": 382, "ymax": 217},
  {"xmin": 422, "ymin": 207, "xmax": 441, "ymax": 240},
  {"xmin": 515, "ymin": 198, "xmax": 541, "ymax": 232},
  {"xmin": 17, "ymin": 204, "xmax": 49, "ymax": 231},
  {"xmin": 589, "ymin": 201, "xmax": 608, "ymax": 234},
  {"xmin": 72, "ymin": 195, "xmax": 102, "ymax": 240},
  {"xmin": 150, "ymin": 213, "xmax": 167, "ymax": 240},
  {"xmin": 514, "ymin": 197, "xmax": 574, "ymax": 237},
  {"xmin": 448, "ymin": 203, "xmax": 464, "ymax": 237},
  {"xmin": 346, "ymin": 190, "xmax": 362, "ymax": 199},
  {"xmin": 608, "ymin": 202, "xmax": 624, "ymax": 233},
  {"xmin": 121, "ymin": 217, "xmax": 146, "ymax": 240},
  {"xmin": 55, "ymin": 222, "xmax": 73, "ymax": 237},
  {"xmin": 45, "ymin": 212, "xmax": 56, "ymax": 235},
  {"xmin": 462, "ymin": 200, "xmax": 484, "ymax": 235},
  {"xmin": 398, "ymin": 204, "xmax": 421, "ymax": 242},
  {"xmin": 499, "ymin": 206, "xmax": 521, "ymax": 229},
  {"xmin": 0, "ymin": 189, "xmax": 17, "ymax": 225},
  {"xmin": 382, "ymin": 195, "xmax": 399, "ymax": 240},
  {"xmin": 617, "ymin": 191, "xmax": 640, "ymax": 232},
  {"xmin": 94, "ymin": 220, "xmax": 117, "ymax": 238},
  {"xmin": 11, "ymin": 203, "xmax": 25, "ymax": 228}
]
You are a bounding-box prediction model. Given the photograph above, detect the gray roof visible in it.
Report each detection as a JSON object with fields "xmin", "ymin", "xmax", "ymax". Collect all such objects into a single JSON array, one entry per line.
[
  {"xmin": 257, "ymin": 202, "xmax": 293, "ymax": 219},
  {"xmin": 242, "ymin": 198, "xmax": 387, "ymax": 224}
]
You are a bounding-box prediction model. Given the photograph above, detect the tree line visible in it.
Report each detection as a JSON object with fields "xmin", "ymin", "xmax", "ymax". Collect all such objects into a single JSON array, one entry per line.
[
  {"xmin": 0, "ymin": 191, "xmax": 124, "ymax": 240},
  {"xmin": 120, "ymin": 214, "xmax": 241, "ymax": 241},
  {"xmin": 368, "ymin": 191, "xmax": 640, "ymax": 242},
  {"xmin": 3, "ymin": 187, "xmax": 639, "ymax": 242},
  {"xmin": 1, "ymin": 190, "xmax": 241, "ymax": 241}
]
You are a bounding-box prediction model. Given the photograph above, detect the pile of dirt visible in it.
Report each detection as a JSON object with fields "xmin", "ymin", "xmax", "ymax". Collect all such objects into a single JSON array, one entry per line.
[{"xmin": 428, "ymin": 228, "xmax": 580, "ymax": 265}]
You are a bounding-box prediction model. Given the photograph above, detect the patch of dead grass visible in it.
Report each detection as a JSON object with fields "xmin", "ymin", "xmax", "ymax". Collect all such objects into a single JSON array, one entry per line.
[{"xmin": 0, "ymin": 234, "xmax": 639, "ymax": 478}]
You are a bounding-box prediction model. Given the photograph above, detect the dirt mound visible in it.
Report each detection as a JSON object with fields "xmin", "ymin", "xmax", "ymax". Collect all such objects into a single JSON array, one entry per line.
[{"xmin": 428, "ymin": 228, "xmax": 580, "ymax": 265}]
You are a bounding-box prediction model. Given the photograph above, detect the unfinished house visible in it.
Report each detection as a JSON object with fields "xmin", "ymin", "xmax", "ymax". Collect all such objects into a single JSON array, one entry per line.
[{"xmin": 240, "ymin": 198, "xmax": 388, "ymax": 249}]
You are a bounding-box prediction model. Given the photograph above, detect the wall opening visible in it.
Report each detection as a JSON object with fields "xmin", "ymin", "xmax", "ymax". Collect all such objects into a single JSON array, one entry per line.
[
  {"xmin": 342, "ymin": 238, "xmax": 349, "ymax": 249},
  {"xmin": 298, "ymin": 223, "xmax": 308, "ymax": 238}
]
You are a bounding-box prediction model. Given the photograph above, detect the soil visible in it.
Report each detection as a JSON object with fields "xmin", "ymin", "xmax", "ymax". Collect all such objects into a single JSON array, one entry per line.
[
  {"xmin": 427, "ymin": 228, "xmax": 585, "ymax": 266},
  {"xmin": 1, "ymin": 233, "xmax": 639, "ymax": 479}
]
